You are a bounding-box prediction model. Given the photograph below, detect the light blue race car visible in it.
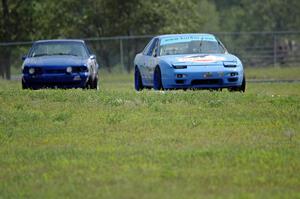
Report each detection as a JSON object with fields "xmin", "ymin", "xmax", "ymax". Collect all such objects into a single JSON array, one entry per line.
[{"xmin": 134, "ymin": 34, "xmax": 246, "ymax": 92}]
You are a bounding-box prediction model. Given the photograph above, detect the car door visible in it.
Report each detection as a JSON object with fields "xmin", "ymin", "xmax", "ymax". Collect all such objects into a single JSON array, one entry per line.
[
  {"xmin": 144, "ymin": 38, "xmax": 159, "ymax": 85},
  {"xmin": 138, "ymin": 38, "xmax": 154, "ymax": 85},
  {"xmin": 148, "ymin": 39, "xmax": 160, "ymax": 85}
]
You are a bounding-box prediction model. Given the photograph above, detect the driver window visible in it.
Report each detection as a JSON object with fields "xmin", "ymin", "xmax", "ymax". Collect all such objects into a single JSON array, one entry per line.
[
  {"xmin": 152, "ymin": 40, "xmax": 159, "ymax": 57},
  {"xmin": 142, "ymin": 39, "xmax": 154, "ymax": 55},
  {"xmin": 147, "ymin": 38, "xmax": 159, "ymax": 56}
]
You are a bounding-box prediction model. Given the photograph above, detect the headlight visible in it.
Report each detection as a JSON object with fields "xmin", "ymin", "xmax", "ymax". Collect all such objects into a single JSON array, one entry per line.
[
  {"xmin": 172, "ymin": 65, "xmax": 187, "ymax": 69},
  {"xmin": 29, "ymin": 68, "xmax": 35, "ymax": 74},
  {"xmin": 223, "ymin": 61, "xmax": 237, "ymax": 68},
  {"xmin": 66, "ymin": 66, "xmax": 72, "ymax": 73}
]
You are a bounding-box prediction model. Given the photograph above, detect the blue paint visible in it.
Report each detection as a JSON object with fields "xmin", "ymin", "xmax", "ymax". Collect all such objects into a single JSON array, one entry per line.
[
  {"xmin": 22, "ymin": 40, "xmax": 99, "ymax": 89},
  {"xmin": 134, "ymin": 33, "xmax": 245, "ymax": 91}
]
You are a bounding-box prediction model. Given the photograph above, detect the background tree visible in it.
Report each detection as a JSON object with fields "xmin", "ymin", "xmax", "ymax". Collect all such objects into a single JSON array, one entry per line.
[
  {"xmin": 1, "ymin": 0, "xmax": 300, "ymax": 77},
  {"xmin": 0, "ymin": 0, "xmax": 36, "ymax": 79}
]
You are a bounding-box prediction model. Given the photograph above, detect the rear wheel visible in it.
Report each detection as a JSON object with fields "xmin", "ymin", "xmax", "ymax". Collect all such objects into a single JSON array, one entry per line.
[
  {"xmin": 153, "ymin": 67, "xmax": 163, "ymax": 90},
  {"xmin": 134, "ymin": 67, "xmax": 144, "ymax": 91}
]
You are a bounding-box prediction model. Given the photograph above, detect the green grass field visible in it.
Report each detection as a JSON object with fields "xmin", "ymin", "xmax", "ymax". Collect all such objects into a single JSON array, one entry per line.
[
  {"xmin": 0, "ymin": 68, "xmax": 300, "ymax": 198},
  {"xmin": 245, "ymin": 66, "xmax": 300, "ymax": 80}
]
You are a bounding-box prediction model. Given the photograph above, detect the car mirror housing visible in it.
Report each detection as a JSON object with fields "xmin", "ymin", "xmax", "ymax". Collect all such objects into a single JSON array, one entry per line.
[
  {"xmin": 90, "ymin": 54, "xmax": 96, "ymax": 60},
  {"xmin": 153, "ymin": 49, "xmax": 158, "ymax": 57},
  {"xmin": 22, "ymin": 55, "xmax": 27, "ymax": 61}
]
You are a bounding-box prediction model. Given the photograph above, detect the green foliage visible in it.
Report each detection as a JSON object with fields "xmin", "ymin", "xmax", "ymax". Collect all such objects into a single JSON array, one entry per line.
[
  {"xmin": 0, "ymin": 0, "xmax": 36, "ymax": 41},
  {"xmin": 1, "ymin": 1, "xmax": 300, "ymax": 76},
  {"xmin": 1, "ymin": 1, "xmax": 299, "ymax": 40},
  {"xmin": 157, "ymin": 0, "xmax": 220, "ymax": 33},
  {"xmin": 214, "ymin": 0, "xmax": 300, "ymax": 32}
]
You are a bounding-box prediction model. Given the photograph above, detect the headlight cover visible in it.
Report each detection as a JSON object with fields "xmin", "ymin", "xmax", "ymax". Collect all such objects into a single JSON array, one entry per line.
[
  {"xmin": 66, "ymin": 66, "xmax": 72, "ymax": 73},
  {"xmin": 223, "ymin": 61, "xmax": 237, "ymax": 68},
  {"xmin": 29, "ymin": 68, "xmax": 35, "ymax": 74},
  {"xmin": 172, "ymin": 65, "xmax": 187, "ymax": 69}
]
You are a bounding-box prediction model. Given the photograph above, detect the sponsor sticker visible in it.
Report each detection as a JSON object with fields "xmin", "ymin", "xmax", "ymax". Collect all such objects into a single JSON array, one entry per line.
[
  {"xmin": 203, "ymin": 72, "xmax": 213, "ymax": 78},
  {"xmin": 218, "ymin": 72, "xmax": 224, "ymax": 77},
  {"xmin": 160, "ymin": 35, "xmax": 216, "ymax": 46},
  {"xmin": 177, "ymin": 55, "xmax": 225, "ymax": 63}
]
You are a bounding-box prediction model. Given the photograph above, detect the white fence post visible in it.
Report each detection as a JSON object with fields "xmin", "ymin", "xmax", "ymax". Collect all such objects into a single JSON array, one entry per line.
[
  {"xmin": 120, "ymin": 39, "xmax": 124, "ymax": 68},
  {"xmin": 273, "ymin": 34, "xmax": 277, "ymax": 67}
]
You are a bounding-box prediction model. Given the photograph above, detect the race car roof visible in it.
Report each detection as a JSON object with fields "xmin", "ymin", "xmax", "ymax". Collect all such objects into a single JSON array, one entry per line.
[
  {"xmin": 34, "ymin": 39, "xmax": 85, "ymax": 44},
  {"xmin": 156, "ymin": 33, "xmax": 216, "ymax": 39}
]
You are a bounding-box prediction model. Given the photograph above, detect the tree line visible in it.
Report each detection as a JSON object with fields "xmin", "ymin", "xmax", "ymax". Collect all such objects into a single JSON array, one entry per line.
[{"xmin": 1, "ymin": 0, "xmax": 300, "ymax": 78}]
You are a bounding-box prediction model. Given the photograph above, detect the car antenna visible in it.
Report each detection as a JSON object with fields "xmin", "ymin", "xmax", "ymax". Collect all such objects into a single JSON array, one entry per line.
[{"xmin": 199, "ymin": 38, "xmax": 203, "ymax": 54}]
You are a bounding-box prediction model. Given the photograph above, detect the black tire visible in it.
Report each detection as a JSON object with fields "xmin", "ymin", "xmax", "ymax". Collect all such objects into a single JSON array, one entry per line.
[
  {"xmin": 95, "ymin": 77, "xmax": 99, "ymax": 90},
  {"xmin": 134, "ymin": 67, "xmax": 144, "ymax": 91},
  {"xmin": 240, "ymin": 75, "xmax": 246, "ymax": 92},
  {"xmin": 153, "ymin": 66, "xmax": 163, "ymax": 90},
  {"xmin": 228, "ymin": 75, "xmax": 246, "ymax": 92},
  {"xmin": 22, "ymin": 79, "xmax": 28, "ymax": 89},
  {"xmin": 91, "ymin": 76, "xmax": 99, "ymax": 90},
  {"xmin": 84, "ymin": 78, "xmax": 92, "ymax": 89}
]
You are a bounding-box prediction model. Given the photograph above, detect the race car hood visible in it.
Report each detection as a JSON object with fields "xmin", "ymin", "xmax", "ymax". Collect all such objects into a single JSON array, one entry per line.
[
  {"xmin": 160, "ymin": 53, "xmax": 238, "ymax": 66},
  {"xmin": 23, "ymin": 56, "xmax": 88, "ymax": 67}
]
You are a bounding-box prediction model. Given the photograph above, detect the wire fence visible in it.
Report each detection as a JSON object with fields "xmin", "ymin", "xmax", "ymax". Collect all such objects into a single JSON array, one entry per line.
[{"xmin": 0, "ymin": 31, "xmax": 300, "ymax": 80}]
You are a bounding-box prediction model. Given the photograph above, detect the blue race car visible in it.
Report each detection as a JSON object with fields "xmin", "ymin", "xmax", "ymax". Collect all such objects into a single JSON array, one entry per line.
[
  {"xmin": 22, "ymin": 39, "xmax": 99, "ymax": 89},
  {"xmin": 134, "ymin": 34, "xmax": 246, "ymax": 92}
]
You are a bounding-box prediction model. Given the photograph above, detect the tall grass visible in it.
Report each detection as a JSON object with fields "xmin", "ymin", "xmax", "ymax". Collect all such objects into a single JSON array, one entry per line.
[{"xmin": 0, "ymin": 72, "xmax": 299, "ymax": 198}]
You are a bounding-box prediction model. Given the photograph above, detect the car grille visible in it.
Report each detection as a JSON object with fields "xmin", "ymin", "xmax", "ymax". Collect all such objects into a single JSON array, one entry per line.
[
  {"xmin": 24, "ymin": 66, "xmax": 88, "ymax": 75},
  {"xmin": 228, "ymin": 77, "xmax": 238, "ymax": 82},
  {"xmin": 45, "ymin": 69, "xmax": 66, "ymax": 74},
  {"xmin": 44, "ymin": 67, "xmax": 87, "ymax": 74}
]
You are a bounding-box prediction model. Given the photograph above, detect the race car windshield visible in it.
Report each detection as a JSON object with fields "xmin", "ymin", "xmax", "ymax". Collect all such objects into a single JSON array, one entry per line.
[
  {"xmin": 159, "ymin": 39, "xmax": 226, "ymax": 56},
  {"xmin": 29, "ymin": 42, "xmax": 89, "ymax": 58}
]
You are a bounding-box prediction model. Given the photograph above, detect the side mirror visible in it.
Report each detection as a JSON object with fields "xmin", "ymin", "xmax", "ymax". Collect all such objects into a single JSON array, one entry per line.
[
  {"xmin": 153, "ymin": 49, "xmax": 158, "ymax": 57},
  {"xmin": 90, "ymin": 54, "xmax": 96, "ymax": 60},
  {"xmin": 22, "ymin": 55, "xmax": 27, "ymax": 61}
]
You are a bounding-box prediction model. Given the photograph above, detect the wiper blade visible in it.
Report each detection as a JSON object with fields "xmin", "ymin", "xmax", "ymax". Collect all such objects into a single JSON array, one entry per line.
[
  {"xmin": 33, "ymin": 53, "xmax": 48, "ymax": 57},
  {"xmin": 51, "ymin": 53, "xmax": 78, "ymax": 57},
  {"xmin": 199, "ymin": 38, "xmax": 203, "ymax": 53}
]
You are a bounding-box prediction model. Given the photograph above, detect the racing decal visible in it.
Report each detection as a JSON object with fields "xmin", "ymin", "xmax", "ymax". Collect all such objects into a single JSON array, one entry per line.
[
  {"xmin": 177, "ymin": 55, "xmax": 225, "ymax": 63},
  {"xmin": 160, "ymin": 35, "xmax": 217, "ymax": 46}
]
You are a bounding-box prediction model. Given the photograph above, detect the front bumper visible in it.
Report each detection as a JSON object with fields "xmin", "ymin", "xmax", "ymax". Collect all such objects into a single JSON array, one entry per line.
[
  {"xmin": 22, "ymin": 72, "xmax": 89, "ymax": 89},
  {"xmin": 162, "ymin": 66, "xmax": 244, "ymax": 89}
]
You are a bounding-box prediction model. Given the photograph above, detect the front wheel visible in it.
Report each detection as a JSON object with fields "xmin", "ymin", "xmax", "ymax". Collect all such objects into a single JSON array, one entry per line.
[
  {"xmin": 84, "ymin": 77, "xmax": 93, "ymax": 89},
  {"xmin": 240, "ymin": 75, "xmax": 246, "ymax": 92},
  {"xmin": 228, "ymin": 75, "xmax": 246, "ymax": 92},
  {"xmin": 22, "ymin": 79, "xmax": 28, "ymax": 89},
  {"xmin": 91, "ymin": 76, "xmax": 99, "ymax": 90},
  {"xmin": 134, "ymin": 67, "xmax": 144, "ymax": 91},
  {"xmin": 153, "ymin": 67, "xmax": 164, "ymax": 90}
]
